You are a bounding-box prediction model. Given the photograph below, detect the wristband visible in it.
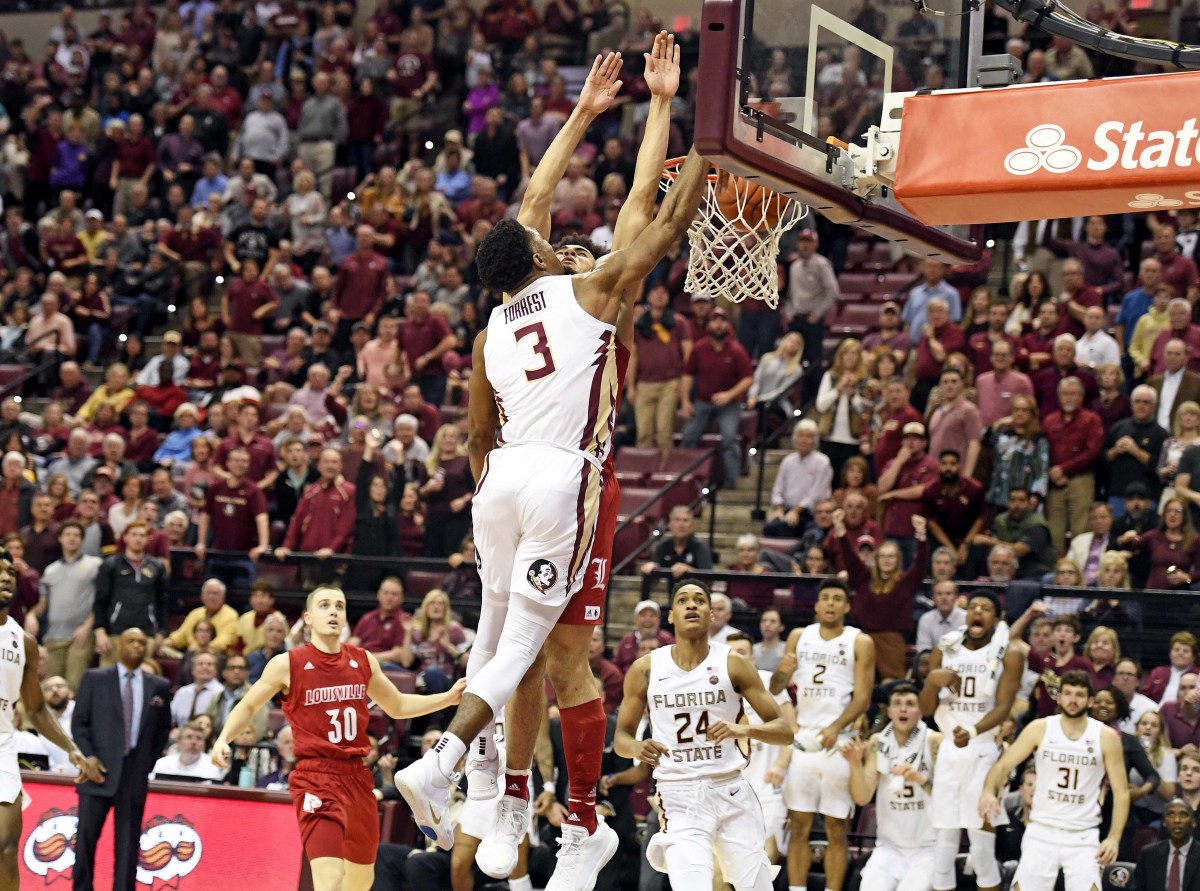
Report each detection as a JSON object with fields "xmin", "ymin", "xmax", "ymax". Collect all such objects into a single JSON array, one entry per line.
[
  {"xmin": 543, "ymin": 782, "xmax": 555, "ymax": 795},
  {"xmin": 965, "ymin": 725, "xmax": 978, "ymax": 740}
]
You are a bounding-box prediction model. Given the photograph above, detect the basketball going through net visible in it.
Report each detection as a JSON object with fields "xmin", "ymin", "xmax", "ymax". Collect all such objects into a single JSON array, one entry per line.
[{"xmin": 661, "ymin": 158, "xmax": 806, "ymax": 309}]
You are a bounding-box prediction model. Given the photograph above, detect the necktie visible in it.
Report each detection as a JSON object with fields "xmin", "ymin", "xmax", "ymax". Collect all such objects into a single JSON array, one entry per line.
[
  {"xmin": 1170, "ymin": 848, "xmax": 1182, "ymax": 891},
  {"xmin": 122, "ymin": 672, "xmax": 135, "ymax": 755}
]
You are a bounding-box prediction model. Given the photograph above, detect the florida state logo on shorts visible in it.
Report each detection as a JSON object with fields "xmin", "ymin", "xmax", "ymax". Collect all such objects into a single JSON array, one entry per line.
[{"xmin": 526, "ymin": 560, "xmax": 558, "ymax": 594}]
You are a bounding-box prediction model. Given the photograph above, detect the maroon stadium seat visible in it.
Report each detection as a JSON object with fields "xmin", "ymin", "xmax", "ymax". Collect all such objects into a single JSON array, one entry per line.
[
  {"xmin": 615, "ymin": 448, "xmax": 661, "ymax": 475},
  {"xmin": 405, "ymin": 570, "xmax": 445, "ymax": 597}
]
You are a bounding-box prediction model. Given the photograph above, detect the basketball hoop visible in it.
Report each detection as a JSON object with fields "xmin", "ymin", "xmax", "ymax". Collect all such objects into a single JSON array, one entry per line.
[{"xmin": 661, "ymin": 158, "xmax": 806, "ymax": 310}]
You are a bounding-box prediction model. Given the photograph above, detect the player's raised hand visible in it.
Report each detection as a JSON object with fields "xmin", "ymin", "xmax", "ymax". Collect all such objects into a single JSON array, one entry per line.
[
  {"xmin": 706, "ymin": 720, "xmax": 748, "ymax": 743},
  {"xmin": 211, "ymin": 740, "xmax": 232, "ymax": 771},
  {"xmin": 634, "ymin": 738, "xmax": 671, "ymax": 768},
  {"xmin": 978, "ymin": 790, "xmax": 1001, "ymax": 822},
  {"xmin": 839, "ymin": 738, "xmax": 865, "ymax": 764},
  {"xmin": 576, "ymin": 52, "xmax": 624, "ymax": 116},
  {"xmin": 644, "ymin": 31, "xmax": 681, "ymax": 99}
]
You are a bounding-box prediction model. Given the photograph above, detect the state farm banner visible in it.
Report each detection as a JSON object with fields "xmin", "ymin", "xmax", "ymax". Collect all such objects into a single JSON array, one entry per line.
[
  {"xmin": 893, "ymin": 72, "xmax": 1200, "ymax": 224},
  {"xmin": 19, "ymin": 775, "xmax": 302, "ymax": 889}
]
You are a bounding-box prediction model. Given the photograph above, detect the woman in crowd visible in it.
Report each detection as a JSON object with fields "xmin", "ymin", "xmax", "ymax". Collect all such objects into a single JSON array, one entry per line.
[
  {"xmin": 32, "ymin": 403, "xmax": 71, "ymax": 464},
  {"xmin": 960, "ymin": 285, "xmax": 996, "ymax": 337},
  {"xmin": 175, "ymin": 619, "xmax": 218, "ymax": 688},
  {"xmin": 835, "ymin": 510, "xmax": 929, "ymax": 680},
  {"xmin": 123, "ymin": 401, "xmax": 159, "ymax": 471},
  {"xmin": 1043, "ymin": 557, "xmax": 1089, "ymax": 617},
  {"xmin": 747, "ymin": 330, "xmax": 804, "ymax": 419},
  {"xmin": 283, "ymin": 170, "xmax": 326, "ymax": 275},
  {"xmin": 1005, "ymin": 270, "xmax": 1049, "ymax": 337},
  {"xmin": 1084, "ymin": 550, "xmax": 1141, "ymax": 631},
  {"xmin": 44, "ymin": 472, "xmax": 76, "ymax": 522},
  {"xmin": 108, "ymin": 474, "xmax": 144, "ymax": 539},
  {"xmin": 1091, "ymin": 362, "xmax": 1131, "ymax": 432},
  {"xmin": 858, "ymin": 347, "xmax": 899, "ymax": 449},
  {"xmin": 72, "ymin": 271, "xmax": 113, "ymax": 367},
  {"xmin": 257, "ymin": 725, "xmax": 295, "ymax": 790},
  {"xmin": 347, "ymin": 386, "xmax": 390, "ymax": 445},
  {"xmin": 407, "ymin": 589, "xmax": 468, "ymax": 693},
  {"xmin": 832, "ymin": 455, "xmax": 877, "ymax": 518},
  {"xmin": 419, "ymin": 424, "xmax": 473, "ymax": 557},
  {"xmin": 350, "ymin": 433, "xmax": 405, "ymax": 590},
  {"xmin": 397, "ymin": 482, "xmax": 426, "ymax": 558},
  {"xmin": 119, "ymin": 334, "xmax": 148, "ymax": 375},
  {"xmin": 183, "ymin": 296, "xmax": 223, "ymax": 349},
  {"xmin": 247, "ymin": 615, "xmax": 289, "ymax": 685},
  {"xmin": 87, "ymin": 404, "xmax": 125, "ymax": 457},
  {"xmin": 1159, "ymin": 400, "xmax": 1200, "ymax": 507},
  {"xmin": 1084, "ymin": 625, "xmax": 1120, "ymax": 688},
  {"xmin": 77, "ymin": 363, "xmax": 136, "ymax": 423},
  {"xmin": 792, "ymin": 544, "xmax": 830, "ymax": 615},
  {"xmin": 725, "ymin": 533, "xmax": 781, "ymax": 611},
  {"xmin": 1091, "ymin": 686, "xmax": 1159, "ymax": 860},
  {"xmin": 987, "ymin": 393, "xmax": 1049, "ymax": 510},
  {"xmin": 1119, "ymin": 497, "xmax": 1200, "ymax": 590},
  {"xmin": 441, "ymin": 534, "xmax": 482, "ymax": 601},
  {"xmin": 1131, "ymin": 710, "xmax": 1177, "ymax": 828},
  {"xmin": 183, "ymin": 435, "xmax": 217, "ymax": 496},
  {"xmin": 815, "ymin": 337, "xmax": 868, "ymax": 478},
  {"xmin": 1, "ymin": 535, "xmax": 40, "ymax": 626}
]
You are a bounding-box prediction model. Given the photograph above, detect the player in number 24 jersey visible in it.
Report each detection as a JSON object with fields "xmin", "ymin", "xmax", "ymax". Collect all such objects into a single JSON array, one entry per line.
[{"xmin": 211, "ymin": 586, "xmax": 465, "ymax": 891}]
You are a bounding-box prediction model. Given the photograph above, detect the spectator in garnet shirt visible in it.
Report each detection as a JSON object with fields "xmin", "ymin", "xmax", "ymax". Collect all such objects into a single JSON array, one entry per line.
[
  {"xmin": 194, "ymin": 446, "xmax": 270, "ymax": 592},
  {"xmin": 1033, "ymin": 334, "xmax": 1099, "ymax": 415},
  {"xmin": 1044, "ymin": 376, "xmax": 1105, "ymax": 552},
  {"xmin": 680, "ymin": 308, "xmax": 754, "ymax": 486},
  {"xmin": 214, "ymin": 402, "xmax": 278, "ymax": 487},
  {"xmin": 121, "ymin": 402, "xmax": 159, "ymax": 471},
  {"xmin": 920, "ymin": 449, "xmax": 986, "ymax": 568},
  {"xmin": 276, "ymin": 447, "xmax": 357, "ymax": 559},
  {"xmin": 331, "ymin": 225, "xmax": 389, "ymax": 346},
  {"xmin": 873, "ymin": 377, "xmax": 924, "ymax": 477},
  {"xmin": 418, "ymin": 425, "xmax": 473, "ymax": 558},
  {"xmin": 1149, "ymin": 298, "xmax": 1200, "ymax": 376},
  {"xmin": 40, "ymin": 217, "xmax": 89, "ymax": 275},
  {"xmin": 397, "ymin": 384, "xmax": 441, "ymax": 445},
  {"xmin": 585, "ymin": 626, "xmax": 624, "ymax": 713},
  {"xmin": 1118, "ymin": 497, "xmax": 1200, "ymax": 590},
  {"xmin": 222, "ymin": 258, "xmax": 279, "ymax": 365},
  {"xmin": 400, "ymin": 290, "xmax": 457, "ymax": 406},
  {"xmin": 1053, "ymin": 258, "xmax": 1103, "ymax": 338},
  {"xmin": 911, "ymin": 298, "xmax": 965, "ymax": 414},
  {"xmin": 349, "ymin": 576, "xmax": 412, "ymax": 669},
  {"xmin": 111, "ymin": 113, "xmax": 157, "ymax": 217},
  {"xmin": 877, "ymin": 421, "xmax": 938, "ymax": 566}
]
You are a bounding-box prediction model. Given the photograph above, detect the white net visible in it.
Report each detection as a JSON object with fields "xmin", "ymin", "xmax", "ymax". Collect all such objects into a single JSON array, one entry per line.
[{"xmin": 661, "ymin": 161, "xmax": 807, "ymax": 310}]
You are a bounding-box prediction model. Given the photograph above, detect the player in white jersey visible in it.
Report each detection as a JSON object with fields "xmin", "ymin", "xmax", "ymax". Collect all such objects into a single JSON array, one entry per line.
[
  {"xmin": 615, "ymin": 580, "xmax": 793, "ymax": 891},
  {"xmin": 918, "ymin": 591, "xmax": 1025, "ymax": 891},
  {"xmin": 0, "ymin": 548, "xmax": 100, "ymax": 888},
  {"xmin": 979, "ymin": 670, "xmax": 1129, "ymax": 891},
  {"xmin": 728, "ymin": 632, "xmax": 795, "ymax": 863},
  {"xmin": 842, "ymin": 683, "xmax": 942, "ymax": 891},
  {"xmin": 770, "ymin": 579, "xmax": 875, "ymax": 891},
  {"xmin": 393, "ymin": 146, "xmax": 709, "ymax": 853}
]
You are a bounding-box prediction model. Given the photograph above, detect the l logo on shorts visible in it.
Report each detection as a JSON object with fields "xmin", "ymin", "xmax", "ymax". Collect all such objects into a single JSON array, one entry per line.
[
  {"xmin": 527, "ymin": 560, "xmax": 558, "ymax": 594},
  {"xmin": 303, "ymin": 793, "xmax": 322, "ymax": 813}
]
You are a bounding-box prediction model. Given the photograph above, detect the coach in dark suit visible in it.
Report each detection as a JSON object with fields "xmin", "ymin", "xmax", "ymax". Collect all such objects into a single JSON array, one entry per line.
[
  {"xmin": 71, "ymin": 627, "xmax": 172, "ymax": 891},
  {"xmin": 1133, "ymin": 799, "xmax": 1200, "ymax": 891}
]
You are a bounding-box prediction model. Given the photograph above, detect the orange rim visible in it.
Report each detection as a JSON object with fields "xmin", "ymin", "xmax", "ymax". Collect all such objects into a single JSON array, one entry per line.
[{"xmin": 661, "ymin": 156, "xmax": 721, "ymax": 184}]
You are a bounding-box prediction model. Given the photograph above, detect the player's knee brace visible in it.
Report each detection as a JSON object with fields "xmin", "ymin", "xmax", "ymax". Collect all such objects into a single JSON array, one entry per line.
[
  {"xmin": 931, "ymin": 828, "xmax": 960, "ymax": 890},
  {"xmin": 966, "ymin": 828, "xmax": 1000, "ymax": 888}
]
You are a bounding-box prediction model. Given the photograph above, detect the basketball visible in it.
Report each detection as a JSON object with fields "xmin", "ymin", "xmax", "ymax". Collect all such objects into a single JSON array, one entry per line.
[{"xmin": 713, "ymin": 170, "xmax": 788, "ymax": 232}]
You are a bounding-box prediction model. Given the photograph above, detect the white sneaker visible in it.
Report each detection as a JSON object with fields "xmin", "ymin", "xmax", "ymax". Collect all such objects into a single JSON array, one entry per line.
[
  {"xmin": 465, "ymin": 757, "xmax": 499, "ymax": 801},
  {"xmin": 475, "ymin": 794, "xmax": 530, "ymax": 878},
  {"xmin": 393, "ymin": 750, "xmax": 456, "ymax": 851},
  {"xmin": 544, "ymin": 819, "xmax": 618, "ymax": 891}
]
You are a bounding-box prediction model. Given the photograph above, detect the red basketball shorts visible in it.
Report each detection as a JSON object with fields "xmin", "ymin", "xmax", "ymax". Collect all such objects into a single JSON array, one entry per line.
[
  {"xmin": 289, "ymin": 758, "xmax": 379, "ymax": 865},
  {"xmin": 559, "ymin": 471, "xmax": 619, "ymax": 626}
]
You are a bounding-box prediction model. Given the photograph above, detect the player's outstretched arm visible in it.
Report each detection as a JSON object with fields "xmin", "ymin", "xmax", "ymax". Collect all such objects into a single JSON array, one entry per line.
[
  {"xmin": 979, "ymin": 719, "xmax": 1045, "ymax": 822},
  {"xmin": 516, "ymin": 52, "xmax": 624, "ymax": 239},
  {"xmin": 581, "ymin": 147, "xmax": 709, "ymax": 305},
  {"xmin": 614, "ymin": 655, "xmax": 669, "ymax": 767},
  {"xmin": 212, "ymin": 652, "xmax": 291, "ymax": 768},
  {"xmin": 366, "ymin": 652, "xmax": 466, "ymax": 720},
  {"xmin": 466, "ymin": 329, "xmax": 498, "ymax": 483},
  {"xmin": 1099, "ymin": 725, "xmax": 1130, "ymax": 864},
  {"xmin": 21, "ymin": 632, "xmax": 101, "ymax": 783},
  {"xmin": 611, "ymin": 31, "xmax": 679, "ymax": 254},
  {"xmin": 711, "ymin": 651, "xmax": 793, "ymax": 746}
]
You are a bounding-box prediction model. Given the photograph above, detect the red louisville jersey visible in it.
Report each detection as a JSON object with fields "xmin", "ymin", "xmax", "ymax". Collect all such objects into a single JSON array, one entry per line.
[{"xmin": 283, "ymin": 643, "xmax": 374, "ymax": 760}]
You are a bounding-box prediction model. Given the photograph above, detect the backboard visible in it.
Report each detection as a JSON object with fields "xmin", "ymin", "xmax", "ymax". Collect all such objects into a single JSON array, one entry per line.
[{"xmin": 693, "ymin": 0, "xmax": 986, "ymax": 262}]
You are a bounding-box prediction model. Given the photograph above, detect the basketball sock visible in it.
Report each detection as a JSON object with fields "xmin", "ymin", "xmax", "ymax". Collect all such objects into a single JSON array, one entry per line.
[
  {"xmin": 790, "ymin": 886, "xmax": 806, "ymax": 891},
  {"xmin": 433, "ymin": 732, "xmax": 466, "ymax": 779},
  {"xmin": 560, "ymin": 698, "xmax": 606, "ymax": 835},
  {"xmin": 504, "ymin": 768, "xmax": 531, "ymax": 802},
  {"xmin": 508, "ymin": 876, "xmax": 533, "ymax": 891}
]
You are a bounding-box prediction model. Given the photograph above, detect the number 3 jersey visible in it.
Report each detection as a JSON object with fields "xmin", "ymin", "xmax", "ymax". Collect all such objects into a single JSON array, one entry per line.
[
  {"xmin": 791, "ymin": 624, "xmax": 860, "ymax": 734},
  {"xmin": 485, "ymin": 274, "xmax": 620, "ymax": 463},
  {"xmin": 647, "ymin": 642, "xmax": 745, "ymax": 782},
  {"xmin": 283, "ymin": 643, "xmax": 373, "ymax": 760}
]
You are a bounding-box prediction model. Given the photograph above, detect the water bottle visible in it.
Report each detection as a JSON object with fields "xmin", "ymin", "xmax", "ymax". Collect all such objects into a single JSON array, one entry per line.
[{"xmin": 238, "ymin": 764, "xmax": 254, "ymax": 788}]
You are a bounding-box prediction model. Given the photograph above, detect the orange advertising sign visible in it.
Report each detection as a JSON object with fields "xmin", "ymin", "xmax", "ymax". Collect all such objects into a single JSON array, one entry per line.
[{"xmin": 893, "ymin": 72, "xmax": 1200, "ymax": 225}]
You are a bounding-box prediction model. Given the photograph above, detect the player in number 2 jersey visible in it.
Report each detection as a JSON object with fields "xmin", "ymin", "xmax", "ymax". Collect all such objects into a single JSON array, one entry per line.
[{"xmin": 211, "ymin": 586, "xmax": 465, "ymax": 891}]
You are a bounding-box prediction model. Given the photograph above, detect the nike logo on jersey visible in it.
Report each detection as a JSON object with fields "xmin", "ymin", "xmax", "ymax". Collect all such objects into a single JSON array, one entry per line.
[{"xmin": 304, "ymin": 662, "xmax": 314, "ymax": 670}]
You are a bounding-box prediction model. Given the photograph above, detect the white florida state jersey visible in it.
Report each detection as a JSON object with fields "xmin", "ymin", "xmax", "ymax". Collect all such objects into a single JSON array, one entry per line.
[
  {"xmin": 791, "ymin": 624, "xmax": 860, "ymax": 733},
  {"xmin": 1031, "ymin": 715, "xmax": 1106, "ymax": 831},
  {"xmin": 0, "ymin": 616, "xmax": 24, "ymax": 751},
  {"xmin": 647, "ymin": 642, "xmax": 744, "ymax": 782},
  {"xmin": 742, "ymin": 669, "xmax": 789, "ymax": 786},
  {"xmin": 936, "ymin": 634, "xmax": 1007, "ymax": 743},
  {"xmin": 485, "ymin": 274, "xmax": 620, "ymax": 462},
  {"xmin": 873, "ymin": 723, "xmax": 935, "ymax": 850}
]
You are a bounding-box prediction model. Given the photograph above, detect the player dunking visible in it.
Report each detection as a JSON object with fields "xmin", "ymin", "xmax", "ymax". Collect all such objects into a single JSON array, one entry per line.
[
  {"xmin": 979, "ymin": 670, "xmax": 1129, "ymax": 891},
  {"xmin": 918, "ymin": 591, "xmax": 1024, "ymax": 891},
  {"xmin": 842, "ymin": 683, "xmax": 941, "ymax": 891},
  {"xmin": 471, "ymin": 35, "xmax": 684, "ymax": 890},
  {"xmin": 770, "ymin": 578, "xmax": 875, "ymax": 891},
  {"xmin": 0, "ymin": 549, "xmax": 101, "ymax": 889},
  {"xmin": 211, "ymin": 586, "xmax": 465, "ymax": 891},
  {"xmin": 391, "ymin": 138, "xmax": 708, "ymax": 859},
  {"xmin": 615, "ymin": 580, "xmax": 792, "ymax": 891}
]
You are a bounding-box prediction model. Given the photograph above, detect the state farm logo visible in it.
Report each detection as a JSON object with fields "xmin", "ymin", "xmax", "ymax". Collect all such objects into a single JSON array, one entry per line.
[
  {"xmin": 1004, "ymin": 124, "xmax": 1082, "ymax": 176},
  {"xmin": 1128, "ymin": 193, "xmax": 1183, "ymax": 209}
]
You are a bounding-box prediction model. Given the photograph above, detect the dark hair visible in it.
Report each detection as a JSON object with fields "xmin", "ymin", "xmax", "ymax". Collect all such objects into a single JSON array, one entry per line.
[
  {"xmin": 725, "ymin": 632, "xmax": 754, "ymax": 645},
  {"xmin": 888, "ymin": 682, "xmax": 920, "ymax": 703},
  {"xmin": 817, "ymin": 578, "xmax": 852, "ymax": 600},
  {"xmin": 671, "ymin": 578, "xmax": 711, "ymax": 603},
  {"xmin": 555, "ymin": 234, "xmax": 608, "ymax": 260},
  {"xmin": 938, "ymin": 449, "xmax": 961, "ymax": 462},
  {"xmin": 476, "ymin": 219, "xmax": 535, "ymax": 292},
  {"xmin": 59, "ymin": 519, "xmax": 84, "ymax": 536},
  {"xmin": 1096, "ymin": 685, "xmax": 1130, "ymax": 721},
  {"xmin": 1053, "ymin": 614, "xmax": 1082, "ymax": 635},
  {"xmin": 1060, "ymin": 669, "xmax": 1094, "ymax": 697}
]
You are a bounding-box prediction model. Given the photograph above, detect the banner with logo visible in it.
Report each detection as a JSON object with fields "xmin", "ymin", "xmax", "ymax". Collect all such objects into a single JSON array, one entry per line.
[
  {"xmin": 893, "ymin": 72, "xmax": 1200, "ymax": 224},
  {"xmin": 19, "ymin": 776, "xmax": 302, "ymax": 889}
]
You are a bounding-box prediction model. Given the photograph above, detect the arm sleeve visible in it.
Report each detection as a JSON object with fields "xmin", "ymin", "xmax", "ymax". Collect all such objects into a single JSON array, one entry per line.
[{"xmin": 93, "ymin": 562, "xmax": 112, "ymax": 632}]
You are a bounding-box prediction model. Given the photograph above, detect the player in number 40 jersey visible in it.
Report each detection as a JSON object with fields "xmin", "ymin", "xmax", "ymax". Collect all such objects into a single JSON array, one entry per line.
[{"xmin": 211, "ymin": 586, "xmax": 465, "ymax": 891}]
